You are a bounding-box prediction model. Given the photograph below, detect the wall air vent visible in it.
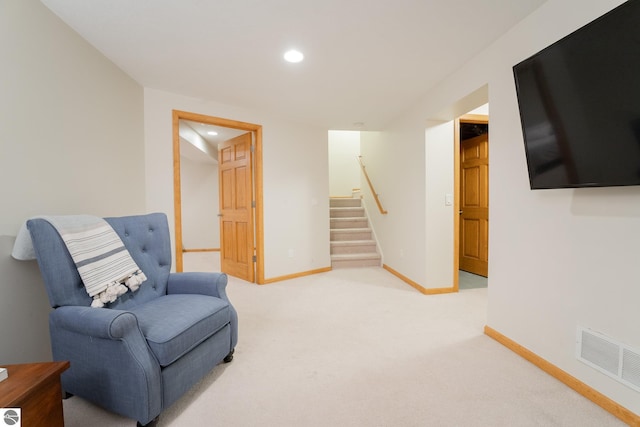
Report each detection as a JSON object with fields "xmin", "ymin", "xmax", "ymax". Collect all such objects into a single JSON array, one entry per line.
[{"xmin": 577, "ymin": 327, "xmax": 640, "ymax": 392}]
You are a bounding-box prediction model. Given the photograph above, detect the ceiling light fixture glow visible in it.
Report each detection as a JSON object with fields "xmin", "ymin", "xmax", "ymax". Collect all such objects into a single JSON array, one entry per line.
[
  {"xmin": 207, "ymin": 131, "xmax": 218, "ymax": 136},
  {"xmin": 284, "ymin": 49, "xmax": 304, "ymax": 63}
]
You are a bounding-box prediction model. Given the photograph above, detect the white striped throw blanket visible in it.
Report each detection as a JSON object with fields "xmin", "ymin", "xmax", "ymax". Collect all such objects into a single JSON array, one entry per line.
[{"xmin": 43, "ymin": 215, "xmax": 147, "ymax": 308}]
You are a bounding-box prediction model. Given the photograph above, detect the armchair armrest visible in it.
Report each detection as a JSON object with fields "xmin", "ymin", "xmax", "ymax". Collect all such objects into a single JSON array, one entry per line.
[
  {"xmin": 51, "ymin": 306, "xmax": 139, "ymax": 339},
  {"xmin": 167, "ymin": 272, "xmax": 229, "ymax": 300},
  {"xmin": 49, "ymin": 306, "xmax": 162, "ymax": 425},
  {"xmin": 167, "ymin": 272, "xmax": 238, "ymax": 349}
]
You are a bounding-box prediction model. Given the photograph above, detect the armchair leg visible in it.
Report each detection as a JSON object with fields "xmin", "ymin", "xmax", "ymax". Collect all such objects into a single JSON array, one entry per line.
[
  {"xmin": 137, "ymin": 416, "xmax": 159, "ymax": 427},
  {"xmin": 223, "ymin": 348, "xmax": 235, "ymax": 363}
]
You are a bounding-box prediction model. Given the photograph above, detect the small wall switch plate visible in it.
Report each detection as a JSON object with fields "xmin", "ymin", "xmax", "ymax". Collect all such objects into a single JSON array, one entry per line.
[
  {"xmin": 0, "ymin": 367, "xmax": 7, "ymax": 382},
  {"xmin": 445, "ymin": 193, "xmax": 453, "ymax": 206}
]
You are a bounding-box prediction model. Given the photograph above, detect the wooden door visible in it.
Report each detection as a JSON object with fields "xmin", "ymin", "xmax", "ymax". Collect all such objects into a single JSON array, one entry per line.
[
  {"xmin": 459, "ymin": 132, "xmax": 489, "ymax": 277},
  {"xmin": 218, "ymin": 132, "xmax": 254, "ymax": 282}
]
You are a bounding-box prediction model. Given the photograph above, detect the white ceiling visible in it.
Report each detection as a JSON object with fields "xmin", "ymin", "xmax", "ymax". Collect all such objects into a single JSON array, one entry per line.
[
  {"xmin": 183, "ymin": 120, "xmax": 246, "ymax": 146},
  {"xmin": 41, "ymin": 0, "xmax": 546, "ymax": 130},
  {"xmin": 179, "ymin": 120, "xmax": 247, "ymax": 164}
]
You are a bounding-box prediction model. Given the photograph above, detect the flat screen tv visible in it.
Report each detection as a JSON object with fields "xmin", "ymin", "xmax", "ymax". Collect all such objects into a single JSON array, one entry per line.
[{"xmin": 513, "ymin": 0, "xmax": 640, "ymax": 190}]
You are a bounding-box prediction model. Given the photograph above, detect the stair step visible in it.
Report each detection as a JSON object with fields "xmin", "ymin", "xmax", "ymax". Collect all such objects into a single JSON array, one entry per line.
[
  {"xmin": 331, "ymin": 240, "xmax": 377, "ymax": 254},
  {"xmin": 330, "ymin": 198, "xmax": 362, "ymax": 208},
  {"xmin": 329, "ymin": 198, "xmax": 379, "ymax": 268},
  {"xmin": 330, "ymin": 217, "xmax": 368, "ymax": 229},
  {"xmin": 330, "ymin": 207, "xmax": 365, "ymax": 218},
  {"xmin": 331, "ymin": 252, "xmax": 381, "ymax": 268},
  {"xmin": 330, "ymin": 228, "xmax": 372, "ymax": 241}
]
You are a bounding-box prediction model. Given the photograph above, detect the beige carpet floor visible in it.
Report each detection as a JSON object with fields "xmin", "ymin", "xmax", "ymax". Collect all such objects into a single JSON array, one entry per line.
[{"xmin": 63, "ymin": 264, "xmax": 625, "ymax": 426}]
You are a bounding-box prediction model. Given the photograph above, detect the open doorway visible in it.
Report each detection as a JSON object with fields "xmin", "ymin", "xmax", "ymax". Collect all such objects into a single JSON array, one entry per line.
[
  {"xmin": 454, "ymin": 110, "xmax": 489, "ymax": 290},
  {"xmin": 172, "ymin": 110, "xmax": 265, "ymax": 283},
  {"xmin": 177, "ymin": 119, "xmax": 243, "ymax": 273}
]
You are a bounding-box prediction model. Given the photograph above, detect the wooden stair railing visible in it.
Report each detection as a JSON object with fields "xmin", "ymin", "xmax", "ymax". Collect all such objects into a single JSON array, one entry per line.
[{"xmin": 357, "ymin": 156, "xmax": 388, "ymax": 215}]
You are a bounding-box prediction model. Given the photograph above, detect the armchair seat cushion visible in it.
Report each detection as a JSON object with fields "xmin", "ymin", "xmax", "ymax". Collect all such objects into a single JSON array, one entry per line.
[{"xmin": 130, "ymin": 294, "xmax": 231, "ymax": 366}]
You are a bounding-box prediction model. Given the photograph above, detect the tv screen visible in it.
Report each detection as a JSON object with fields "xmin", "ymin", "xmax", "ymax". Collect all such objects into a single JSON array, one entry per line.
[{"xmin": 513, "ymin": 0, "xmax": 640, "ymax": 190}]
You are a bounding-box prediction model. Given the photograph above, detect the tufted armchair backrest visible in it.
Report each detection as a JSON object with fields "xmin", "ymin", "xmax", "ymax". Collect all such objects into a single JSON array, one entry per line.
[{"xmin": 27, "ymin": 213, "xmax": 172, "ymax": 309}]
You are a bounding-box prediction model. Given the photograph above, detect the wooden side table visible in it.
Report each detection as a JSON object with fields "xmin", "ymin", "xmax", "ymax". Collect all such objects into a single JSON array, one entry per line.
[{"xmin": 0, "ymin": 361, "xmax": 70, "ymax": 427}]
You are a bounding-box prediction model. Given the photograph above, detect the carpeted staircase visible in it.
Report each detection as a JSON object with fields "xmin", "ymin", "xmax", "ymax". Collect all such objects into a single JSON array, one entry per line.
[{"xmin": 330, "ymin": 198, "xmax": 381, "ymax": 268}]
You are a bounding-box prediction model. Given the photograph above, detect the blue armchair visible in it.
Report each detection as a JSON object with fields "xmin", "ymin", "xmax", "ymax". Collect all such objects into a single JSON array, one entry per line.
[{"xmin": 27, "ymin": 213, "xmax": 238, "ymax": 426}]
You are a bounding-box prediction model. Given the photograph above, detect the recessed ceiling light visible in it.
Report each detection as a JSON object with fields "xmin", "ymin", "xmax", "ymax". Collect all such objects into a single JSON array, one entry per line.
[
  {"xmin": 284, "ymin": 49, "xmax": 304, "ymax": 63},
  {"xmin": 207, "ymin": 131, "xmax": 218, "ymax": 136}
]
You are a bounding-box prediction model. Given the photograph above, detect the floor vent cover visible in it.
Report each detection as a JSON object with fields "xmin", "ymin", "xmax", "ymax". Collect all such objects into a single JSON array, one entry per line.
[{"xmin": 577, "ymin": 327, "xmax": 640, "ymax": 392}]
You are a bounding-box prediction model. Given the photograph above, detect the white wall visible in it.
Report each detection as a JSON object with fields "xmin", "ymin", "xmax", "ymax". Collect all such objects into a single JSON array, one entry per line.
[
  {"xmin": 425, "ymin": 121, "xmax": 455, "ymax": 288},
  {"xmin": 328, "ymin": 130, "xmax": 361, "ymax": 197},
  {"xmin": 0, "ymin": 0, "xmax": 144, "ymax": 363},
  {"xmin": 360, "ymin": 125, "xmax": 427, "ymax": 285},
  {"xmin": 180, "ymin": 121, "xmax": 218, "ymax": 161},
  {"xmin": 377, "ymin": 0, "xmax": 640, "ymax": 414},
  {"xmin": 468, "ymin": 104, "xmax": 489, "ymax": 116},
  {"xmin": 144, "ymin": 88, "xmax": 331, "ymax": 279},
  {"xmin": 180, "ymin": 155, "xmax": 219, "ymax": 249}
]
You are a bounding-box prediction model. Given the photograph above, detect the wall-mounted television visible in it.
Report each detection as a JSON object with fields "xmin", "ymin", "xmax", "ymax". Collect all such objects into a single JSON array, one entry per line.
[{"xmin": 513, "ymin": 0, "xmax": 640, "ymax": 190}]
